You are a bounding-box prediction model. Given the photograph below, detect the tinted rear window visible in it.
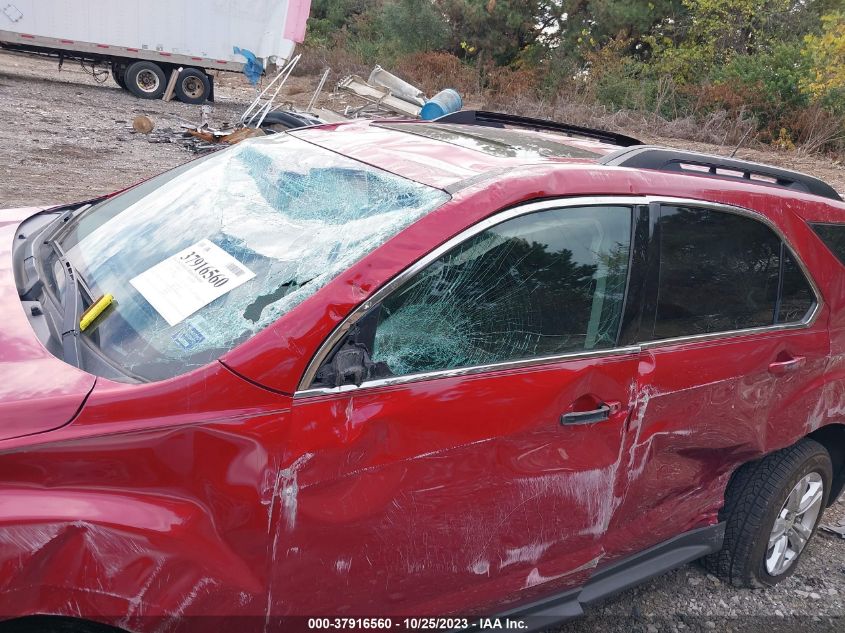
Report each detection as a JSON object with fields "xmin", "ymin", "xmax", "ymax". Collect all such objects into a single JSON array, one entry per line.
[
  {"xmin": 811, "ymin": 223, "xmax": 845, "ymax": 267},
  {"xmin": 654, "ymin": 207, "xmax": 780, "ymax": 338},
  {"xmin": 778, "ymin": 249, "xmax": 816, "ymax": 324},
  {"xmin": 652, "ymin": 206, "xmax": 815, "ymax": 340}
]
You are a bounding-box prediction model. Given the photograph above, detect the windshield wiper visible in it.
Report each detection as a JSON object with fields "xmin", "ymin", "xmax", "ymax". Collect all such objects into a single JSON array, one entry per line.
[{"xmin": 48, "ymin": 234, "xmax": 95, "ymax": 367}]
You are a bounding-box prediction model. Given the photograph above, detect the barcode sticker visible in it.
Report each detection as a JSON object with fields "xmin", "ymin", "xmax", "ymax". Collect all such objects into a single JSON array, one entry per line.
[
  {"xmin": 225, "ymin": 262, "xmax": 247, "ymax": 277},
  {"xmin": 130, "ymin": 239, "xmax": 256, "ymax": 326}
]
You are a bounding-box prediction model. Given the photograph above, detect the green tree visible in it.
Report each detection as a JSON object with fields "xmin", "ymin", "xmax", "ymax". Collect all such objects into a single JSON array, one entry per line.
[
  {"xmin": 802, "ymin": 12, "xmax": 845, "ymax": 106},
  {"xmin": 380, "ymin": 0, "xmax": 452, "ymax": 56},
  {"xmin": 715, "ymin": 42, "xmax": 810, "ymax": 128},
  {"xmin": 436, "ymin": 0, "xmax": 565, "ymax": 66},
  {"xmin": 550, "ymin": 0, "xmax": 685, "ymax": 56},
  {"xmin": 307, "ymin": 0, "xmax": 376, "ymax": 46},
  {"xmin": 649, "ymin": 0, "xmax": 818, "ymax": 81}
]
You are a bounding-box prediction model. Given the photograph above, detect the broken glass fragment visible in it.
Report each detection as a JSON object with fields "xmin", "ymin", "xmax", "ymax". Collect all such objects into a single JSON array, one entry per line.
[{"xmin": 371, "ymin": 206, "xmax": 632, "ymax": 377}]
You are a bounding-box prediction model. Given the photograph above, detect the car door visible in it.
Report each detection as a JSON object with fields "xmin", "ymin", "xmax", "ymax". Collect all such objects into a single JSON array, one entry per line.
[
  {"xmin": 608, "ymin": 200, "xmax": 828, "ymax": 556},
  {"xmin": 275, "ymin": 199, "xmax": 648, "ymax": 616}
]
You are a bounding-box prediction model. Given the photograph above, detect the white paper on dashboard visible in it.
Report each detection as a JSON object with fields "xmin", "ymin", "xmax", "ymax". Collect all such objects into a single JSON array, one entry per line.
[{"xmin": 130, "ymin": 239, "xmax": 255, "ymax": 326}]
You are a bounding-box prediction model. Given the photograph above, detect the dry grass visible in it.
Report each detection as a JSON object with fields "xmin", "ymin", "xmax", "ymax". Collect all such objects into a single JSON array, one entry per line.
[
  {"xmin": 296, "ymin": 45, "xmax": 844, "ymax": 164},
  {"xmin": 481, "ymin": 93, "xmax": 844, "ymax": 194},
  {"xmin": 485, "ymin": 93, "xmax": 761, "ymax": 148}
]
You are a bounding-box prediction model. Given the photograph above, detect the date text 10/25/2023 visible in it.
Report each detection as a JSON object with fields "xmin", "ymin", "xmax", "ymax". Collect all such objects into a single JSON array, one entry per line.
[{"xmin": 306, "ymin": 618, "xmax": 529, "ymax": 630}]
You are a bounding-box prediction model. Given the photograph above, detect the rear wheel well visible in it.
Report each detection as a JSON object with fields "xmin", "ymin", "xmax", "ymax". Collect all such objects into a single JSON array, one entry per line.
[
  {"xmin": 704, "ymin": 438, "xmax": 831, "ymax": 586},
  {"xmin": 808, "ymin": 424, "xmax": 845, "ymax": 506}
]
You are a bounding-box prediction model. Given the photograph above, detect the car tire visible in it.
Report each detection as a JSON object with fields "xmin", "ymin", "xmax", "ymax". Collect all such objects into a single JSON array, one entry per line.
[
  {"xmin": 703, "ymin": 438, "xmax": 832, "ymax": 587},
  {"xmin": 259, "ymin": 110, "xmax": 322, "ymax": 131},
  {"xmin": 174, "ymin": 68, "xmax": 211, "ymax": 105},
  {"xmin": 124, "ymin": 61, "xmax": 167, "ymax": 100},
  {"xmin": 111, "ymin": 62, "xmax": 127, "ymax": 90}
]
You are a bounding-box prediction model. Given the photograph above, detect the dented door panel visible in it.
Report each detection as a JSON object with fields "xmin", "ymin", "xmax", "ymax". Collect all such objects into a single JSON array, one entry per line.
[
  {"xmin": 284, "ymin": 352, "xmax": 640, "ymax": 616},
  {"xmin": 607, "ymin": 326, "xmax": 831, "ymax": 560}
]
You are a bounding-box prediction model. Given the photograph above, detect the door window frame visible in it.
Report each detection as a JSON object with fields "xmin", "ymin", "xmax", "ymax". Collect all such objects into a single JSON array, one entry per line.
[
  {"xmin": 296, "ymin": 196, "xmax": 647, "ymax": 397},
  {"xmin": 637, "ymin": 198, "xmax": 823, "ymax": 349}
]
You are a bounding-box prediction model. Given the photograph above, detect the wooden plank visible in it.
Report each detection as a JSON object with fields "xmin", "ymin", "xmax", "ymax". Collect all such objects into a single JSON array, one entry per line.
[{"xmin": 163, "ymin": 66, "xmax": 182, "ymax": 102}]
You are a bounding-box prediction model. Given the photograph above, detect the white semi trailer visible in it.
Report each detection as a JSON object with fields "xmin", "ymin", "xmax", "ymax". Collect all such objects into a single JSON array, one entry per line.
[{"xmin": 0, "ymin": 0, "xmax": 311, "ymax": 104}]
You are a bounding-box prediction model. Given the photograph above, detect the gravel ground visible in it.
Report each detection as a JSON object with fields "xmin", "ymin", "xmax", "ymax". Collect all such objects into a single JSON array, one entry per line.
[{"xmin": 1, "ymin": 49, "xmax": 845, "ymax": 632}]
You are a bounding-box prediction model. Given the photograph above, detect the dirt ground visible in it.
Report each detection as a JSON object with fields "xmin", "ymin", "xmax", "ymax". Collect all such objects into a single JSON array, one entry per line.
[
  {"xmin": 1, "ymin": 49, "xmax": 845, "ymax": 632},
  {"xmin": 0, "ymin": 50, "xmax": 381, "ymax": 207}
]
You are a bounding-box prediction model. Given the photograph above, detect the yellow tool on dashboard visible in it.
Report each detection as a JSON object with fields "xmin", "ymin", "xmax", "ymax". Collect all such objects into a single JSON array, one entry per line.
[{"xmin": 79, "ymin": 293, "xmax": 114, "ymax": 331}]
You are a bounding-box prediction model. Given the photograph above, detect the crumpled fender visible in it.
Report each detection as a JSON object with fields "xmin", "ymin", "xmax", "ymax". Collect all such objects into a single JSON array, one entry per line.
[
  {"xmin": 0, "ymin": 487, "xmax": 265, "ymax": 626},
  {"xmin": 0, "ymin": 399, "xmax": 294, "ymax": 632}
]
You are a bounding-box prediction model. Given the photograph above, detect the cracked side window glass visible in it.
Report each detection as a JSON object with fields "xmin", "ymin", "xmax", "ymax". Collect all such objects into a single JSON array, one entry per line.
[
  {"xmin": 56, "ymin": 135, "xmax": 449, "ymax": 381},
  {"xmin": 371, "ymin": 206, "xmax": 633, "ymax": 377}
]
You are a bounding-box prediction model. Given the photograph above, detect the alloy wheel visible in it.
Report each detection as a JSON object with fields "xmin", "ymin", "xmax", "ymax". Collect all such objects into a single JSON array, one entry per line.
[{"xmin": 765, "ymin": 471, "xmax": 824, "ymax": 576}]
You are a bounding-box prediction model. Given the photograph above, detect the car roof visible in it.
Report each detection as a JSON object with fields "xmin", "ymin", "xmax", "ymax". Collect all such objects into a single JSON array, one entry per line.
[
  {"xmin": 291, "ymin": 116, "xmax": 843, "ymax": 204},
  {"xmin": 290, "ymin": 119, "xmax": 619, "ymax": 190}
]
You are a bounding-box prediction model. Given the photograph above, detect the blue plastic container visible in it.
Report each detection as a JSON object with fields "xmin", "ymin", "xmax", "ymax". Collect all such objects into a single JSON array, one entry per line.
[{"xmin": 420, "ymin": 89, "xmax": 463, "ymax": 120}]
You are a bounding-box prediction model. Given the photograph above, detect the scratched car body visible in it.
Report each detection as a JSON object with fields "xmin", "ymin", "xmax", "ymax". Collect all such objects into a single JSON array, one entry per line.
[{"xmin": 2, "ymin": 112, "xmax": 845, "ymax": 633}]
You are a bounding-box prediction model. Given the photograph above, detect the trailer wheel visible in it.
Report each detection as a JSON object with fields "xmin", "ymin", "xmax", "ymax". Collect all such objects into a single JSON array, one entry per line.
[
  {"xmin": 175, "ymin": 68, "xmax": 211, "ymax": 105},
  {"xmin": 111, "ymin": 62, "xmax": 128, "ymax": 90},
  {"xmin": 125, "ymin": 61, "xmax": 167, "ymax": 99}
]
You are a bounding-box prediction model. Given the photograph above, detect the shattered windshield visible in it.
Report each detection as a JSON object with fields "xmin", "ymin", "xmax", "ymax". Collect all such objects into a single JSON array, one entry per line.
[{"xmin": 58, "ymin": 135, "xmax": 449, "ymax": 382}]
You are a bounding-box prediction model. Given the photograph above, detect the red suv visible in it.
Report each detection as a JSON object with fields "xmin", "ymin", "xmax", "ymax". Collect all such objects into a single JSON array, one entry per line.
[{"xmin": 1, "ymin": 111, "xmax": 843, "ymax": 632}]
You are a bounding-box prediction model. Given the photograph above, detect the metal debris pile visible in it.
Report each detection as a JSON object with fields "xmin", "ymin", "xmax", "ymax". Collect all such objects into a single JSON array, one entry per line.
[
  {"xmin": 333, "ymin": 66, "xmax": 425, "ymax": 119},
  {"xmin": 126, "ymin": 58, "xmax": 459, "ymax": 155},
  {"xmin": 126, "ymin": 111, "xmax": 254, "ymax": 154}
]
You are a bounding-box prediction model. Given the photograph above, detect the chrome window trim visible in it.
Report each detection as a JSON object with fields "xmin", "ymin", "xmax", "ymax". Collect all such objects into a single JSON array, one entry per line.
[
  {"xmin": 296, "ymin": 345, "xmax": 643, "ymax": 398},
  {"xmin": 294, "ymin": 195, "xmax": 823, "ymax": 398}
]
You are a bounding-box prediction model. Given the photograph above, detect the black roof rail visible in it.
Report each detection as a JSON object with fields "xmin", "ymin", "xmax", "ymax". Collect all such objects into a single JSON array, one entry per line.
[
  {"xmin": 433, "ymin": 110, "xmax": 643, "ymax": 147},
  {"xmin": 601, "ymin": 146, "xmax": 843, "ymax": 202}
]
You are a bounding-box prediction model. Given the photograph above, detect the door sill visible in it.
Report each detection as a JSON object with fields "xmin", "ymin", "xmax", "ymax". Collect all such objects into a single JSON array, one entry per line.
[{"xmin": 497, "ymin": 522, "xmax": 725, "ymax": 631}]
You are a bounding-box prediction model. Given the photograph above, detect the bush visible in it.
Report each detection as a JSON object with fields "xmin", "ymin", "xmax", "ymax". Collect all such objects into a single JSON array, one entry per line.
[
  {"xmin": 379, "ymin": 0, "xmax": 451, "ymax": 58},
  {"xmin": 485, "ymin": 64, "xmax": 541, "ymax": 100},
  {"xmin": 787, "ymin": 104, "xmax": 845, "ymax": 155},
  {"xmin": 293, "ymin": 44, "xmax": 371, "ymax": 78},
  {"xmin": 393, "ymin": 51, "xmax": 479, "ymax": 97},
  {"xmin": 581, "ymin": 41, "xmax": 691, "ymax": 119},
  {"xmin": 306, "ymin": 0, "xmax": 375, "ymax": 48},
  {"xmin": 714, "ymin": 43, "xmax": 810, "ymax": 127},
  {"xmin": 594, "ymin": 59, "xmax": 657, "ymax": 111}
]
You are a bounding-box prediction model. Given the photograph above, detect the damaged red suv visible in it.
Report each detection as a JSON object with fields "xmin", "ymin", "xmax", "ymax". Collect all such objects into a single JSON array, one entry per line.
[{"xmin": 2, "ymin": 111, "xmax": 844, "ymax": 633}]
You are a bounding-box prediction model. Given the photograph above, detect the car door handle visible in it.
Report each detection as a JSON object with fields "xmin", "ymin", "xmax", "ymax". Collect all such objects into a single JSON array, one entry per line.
[
  {"xmin": 560, "ymin": 402, "xmax": 621, "ymax": 426},
  {"xmin": 768, "ymin": 356, "xmax": 806, "ymax": 376}
]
